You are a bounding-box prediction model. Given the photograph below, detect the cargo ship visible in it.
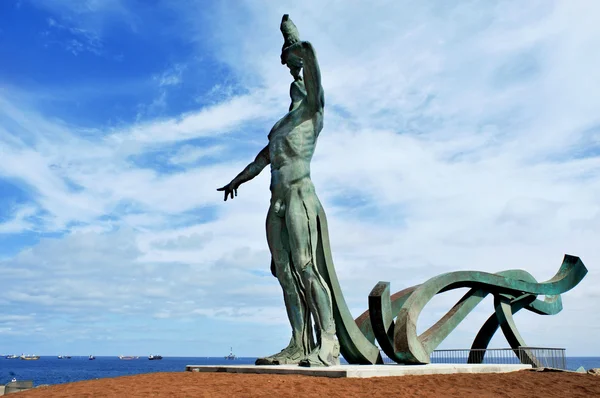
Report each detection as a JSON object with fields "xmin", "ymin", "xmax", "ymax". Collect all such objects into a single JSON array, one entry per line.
[
  {"xmin": 20, "ymin": 354, "xmax": 40, "ymax": 360},
  {"xmin": 118, "ymin": 355, "xmax": 139, "ymax": 360}
]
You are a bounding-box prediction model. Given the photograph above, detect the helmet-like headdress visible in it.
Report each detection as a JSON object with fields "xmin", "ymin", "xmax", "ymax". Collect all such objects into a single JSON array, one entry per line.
[{"xmin": 280, "ymin": 14, "xmax": 300, "ymax": 64}]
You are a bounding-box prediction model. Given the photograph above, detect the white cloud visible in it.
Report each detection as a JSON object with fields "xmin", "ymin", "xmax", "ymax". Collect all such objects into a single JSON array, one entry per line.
[
  {"xmin": 114, "ymin": 89, "xmax": 281, "ymax": 147},
  {"xmin": 155, "ymin": 64, "xmax": 186, "ymax": 87},
  {"xmin": 169, "ymin": 144, "xmax": 225, "ymax": 165},
  {"xmin": 0, "ymin": 205, "xmax": 38, "ymax": 234},
  {"xmin": 135, "ymin": 64, "xmax": 189, "ymax": 120},
  {"xmin": 43, "ymin": 14, "xmax": 104, "ymax": 56}
]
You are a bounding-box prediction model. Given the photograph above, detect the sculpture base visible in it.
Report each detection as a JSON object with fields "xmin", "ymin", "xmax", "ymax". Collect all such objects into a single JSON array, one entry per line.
[{"xmin": 185, "ymin": 363, "xmax": 531, "ymax": 378}]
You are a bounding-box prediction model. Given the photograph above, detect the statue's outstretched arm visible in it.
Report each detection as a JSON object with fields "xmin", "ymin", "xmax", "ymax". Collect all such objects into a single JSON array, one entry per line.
[{"xmin": 217, "ymin": 145, "xmax": 270, "ymax": 201}]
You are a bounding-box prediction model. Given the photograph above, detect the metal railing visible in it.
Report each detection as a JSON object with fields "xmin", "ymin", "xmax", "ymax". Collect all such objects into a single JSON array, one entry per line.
[
  {"xmin": 516, "ymin": 347, "xmax": 566, "ymax": 369},
  {"xmin": 381, "ymin": 347, "xmax": 567, "ymax": 369}
]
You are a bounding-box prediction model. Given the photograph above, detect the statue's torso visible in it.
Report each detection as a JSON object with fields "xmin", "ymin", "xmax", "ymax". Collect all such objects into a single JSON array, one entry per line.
[{"xmin": 268, "ymin": 102, "xmax": 323, "ymax": 199}]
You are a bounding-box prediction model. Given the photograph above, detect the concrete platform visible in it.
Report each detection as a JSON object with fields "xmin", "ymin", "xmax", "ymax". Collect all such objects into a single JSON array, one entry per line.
[{"xmin": 185, "ymin": 363, "xmax": 531, "ymax": 378}]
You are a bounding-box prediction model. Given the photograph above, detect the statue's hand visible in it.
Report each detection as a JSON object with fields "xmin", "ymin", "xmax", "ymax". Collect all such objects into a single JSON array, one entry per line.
[
  {"xmin": 217, "ymin": 181, "xmax": 239, "ymax": 201},
  {"xmin": 281, "ymin": 41, "xmax": 305, "ymax": 65}
]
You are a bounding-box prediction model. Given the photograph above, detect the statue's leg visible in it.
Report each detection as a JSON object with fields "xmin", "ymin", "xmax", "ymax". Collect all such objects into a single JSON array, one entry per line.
[
  {"xmin": 255, "ymin": 203, "xmax": 314, "ymax": 365},
  {"xmin": 286, "ymin": 187, "xmax": 339, "ymax": 367}
]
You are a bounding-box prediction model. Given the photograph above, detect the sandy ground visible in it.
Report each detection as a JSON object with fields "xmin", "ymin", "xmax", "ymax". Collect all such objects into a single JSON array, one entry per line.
[{"xmin": 14, "ymin": 370, "xmax": 600, "ymax": 398}]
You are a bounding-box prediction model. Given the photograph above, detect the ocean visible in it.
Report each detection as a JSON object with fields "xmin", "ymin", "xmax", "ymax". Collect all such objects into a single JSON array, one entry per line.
[{"xmin": 1, "ymin": 356, "xmax": 599, "ymax": 387}]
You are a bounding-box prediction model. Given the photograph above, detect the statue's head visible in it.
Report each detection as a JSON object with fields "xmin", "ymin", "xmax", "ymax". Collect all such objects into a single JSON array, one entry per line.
[
  {"xmin": 280, "ymin": 14, "xmax": 302, "ymax": 80},
  {"xmin": 281, "ymin": 14, "xmax": 305, "ymax": 109},
  {"xmin": 280, "ymin": 14, "xmax": 299, "ymax": 51}
]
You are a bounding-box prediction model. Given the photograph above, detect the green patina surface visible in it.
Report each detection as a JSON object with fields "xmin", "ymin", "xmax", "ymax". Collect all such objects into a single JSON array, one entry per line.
[{"xmin": 354, "ymin": 254, "xmax": 587, "ymax": 365}]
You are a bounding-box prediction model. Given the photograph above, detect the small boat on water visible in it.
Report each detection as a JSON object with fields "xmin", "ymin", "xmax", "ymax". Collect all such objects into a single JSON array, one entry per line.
[
  {"xmin": 224, "ymin": 347, "xmax": 236, "ymax": 360},
  {"xmin": 57, "ymin": 355, "xmax": 63, "ymax": 359},
  {"xmin": 118, "ymin": 355, "xmax": 139, "ymax": 360},
  {"xmin": 5, "ymin": 354, "xmax": 19, "ymax": 359},
  {"xmin": 89, "ymin": 355, "xmax": 95, "ymax": 360},
  {"xmin": 148, "ymin": 355, "xmax": 163, "ymax": 360},
  {"xmin": 20, "ymin": 354, "xmax": 40, "ymax": 360}
]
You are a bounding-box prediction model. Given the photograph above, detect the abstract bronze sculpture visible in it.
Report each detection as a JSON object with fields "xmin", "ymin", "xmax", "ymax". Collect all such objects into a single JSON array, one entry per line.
[
  {"xmin": 218, "ymin": 15, "xmax": 588, "ymax": 367},
  {"xmin": 356, "ymin": 254, "xmax": 587, "ymax": 365}
]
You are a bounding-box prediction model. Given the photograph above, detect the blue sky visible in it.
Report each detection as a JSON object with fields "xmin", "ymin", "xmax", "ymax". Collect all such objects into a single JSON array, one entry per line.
[{"xmin": 0, "ymin": 0, "xmax": 599, "ymax": 357}]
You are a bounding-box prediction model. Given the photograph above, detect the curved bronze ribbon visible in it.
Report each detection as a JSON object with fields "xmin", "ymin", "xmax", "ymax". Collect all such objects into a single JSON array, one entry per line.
[{"xmin": 351, "ymin": 255, "xmax": 587, "ymax": 364}]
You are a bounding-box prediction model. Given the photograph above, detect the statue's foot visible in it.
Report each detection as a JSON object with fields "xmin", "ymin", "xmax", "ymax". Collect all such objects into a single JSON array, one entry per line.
[
  {"xmin": 255, "ymin": 342, "xmax": 307, "ymax": 365},
  {"xmin": 298, "ymin": 335, "xmax": 340, "ymax": 367}
]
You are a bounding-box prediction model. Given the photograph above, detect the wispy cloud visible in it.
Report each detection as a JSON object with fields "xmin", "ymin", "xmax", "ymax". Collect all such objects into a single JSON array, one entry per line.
[
  {"xmin": 43, "ymin": 17, "xmax": 103, "ymax": 55},
  {"xmin": 0, "ymin": 205, "xmax": 38, "ymax": 234},
  {"xmin": 154, "ymin": 64, "xmax": 186, "ymax": 87},
  {"xmin": 135, "ymin": 64, "xmax": 188, "ymax": 120},
  {"xmin": 169, "ymin": 144, "xmax": 225, "ymax": 165}
]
